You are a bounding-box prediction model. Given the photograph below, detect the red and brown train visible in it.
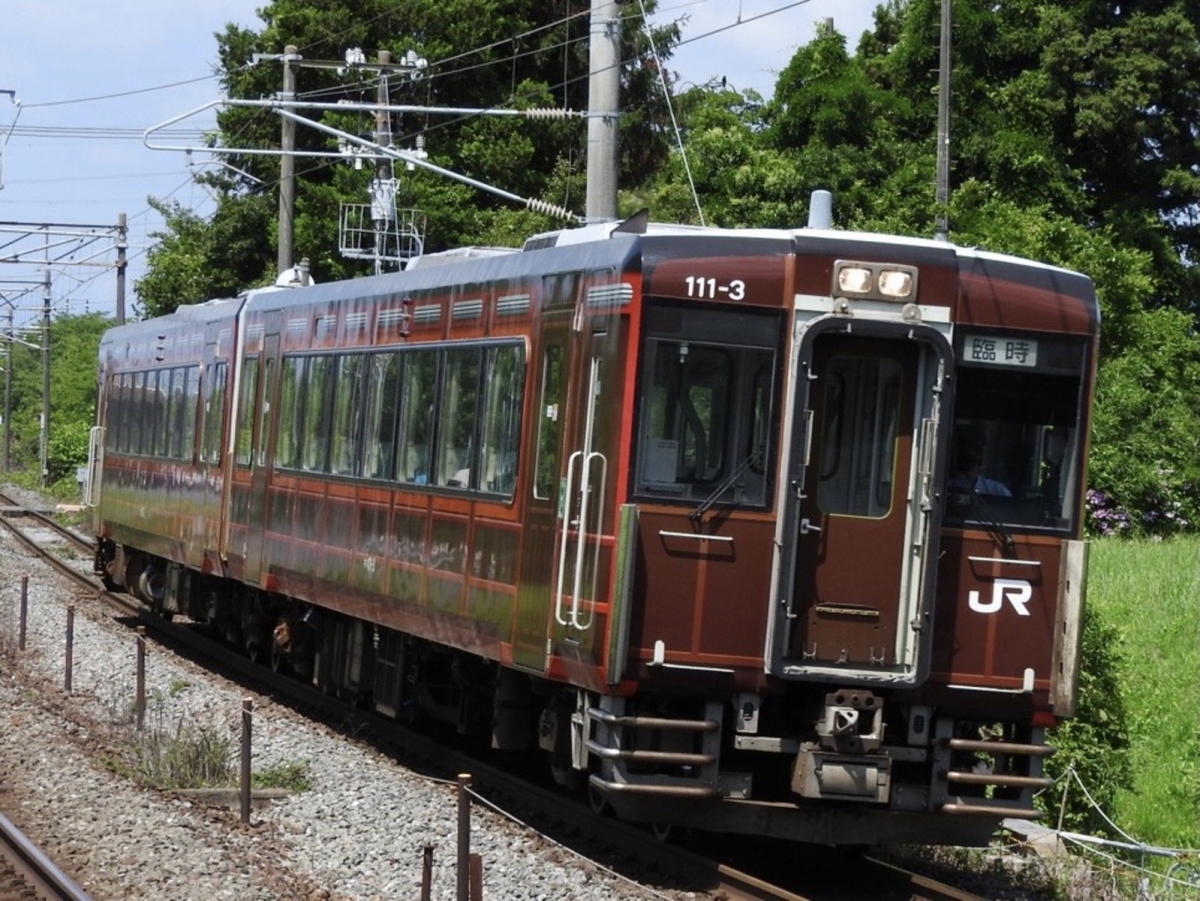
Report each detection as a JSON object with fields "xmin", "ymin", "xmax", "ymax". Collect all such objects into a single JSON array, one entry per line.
[{"xmin": 89, "ymin": 215, "xmax": 1096, "ymax": 845}]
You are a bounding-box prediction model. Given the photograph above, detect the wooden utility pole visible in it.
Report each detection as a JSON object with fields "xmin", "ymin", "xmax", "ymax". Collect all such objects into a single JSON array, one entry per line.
[{"xmin": 585, "ymin": 0, "xmax": 619, "ymax": 222}]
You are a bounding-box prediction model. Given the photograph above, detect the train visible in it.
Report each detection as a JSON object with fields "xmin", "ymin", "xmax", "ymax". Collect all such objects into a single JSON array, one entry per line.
[{"xmin": 87, "ymin": 206, "xmax": 1097, "ymax": 846}]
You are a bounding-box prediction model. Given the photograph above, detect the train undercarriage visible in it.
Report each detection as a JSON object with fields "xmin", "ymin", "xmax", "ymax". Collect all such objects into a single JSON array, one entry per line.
[{"xmin": 99, "ymin": 539, "xmax": 1053, "ymax": 846}]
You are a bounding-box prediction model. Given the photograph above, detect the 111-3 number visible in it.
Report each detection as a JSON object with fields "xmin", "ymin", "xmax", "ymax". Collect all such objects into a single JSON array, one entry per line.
[{"xmin": 685, "ymin": 275, "xmax": 746, "ymax": 301}]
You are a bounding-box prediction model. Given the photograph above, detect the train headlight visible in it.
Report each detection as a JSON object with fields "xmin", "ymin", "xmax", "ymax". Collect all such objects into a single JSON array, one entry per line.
[
  {"xmin": 878, "ymin": 269, "xmax": 914, "ymax": 299},
  {"xmin": 836, "ymin": 266, "xmax": 874, "ymax": 295},
  {"xmin": 832, "ymin": 261, "xmax": 919, "ymax": 303}
]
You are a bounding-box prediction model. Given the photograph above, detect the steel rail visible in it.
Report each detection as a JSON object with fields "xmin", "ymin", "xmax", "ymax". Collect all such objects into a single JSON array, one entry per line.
[{"xmin": 0, "ymin": 811, "xmax": 93, "ymax": 901}]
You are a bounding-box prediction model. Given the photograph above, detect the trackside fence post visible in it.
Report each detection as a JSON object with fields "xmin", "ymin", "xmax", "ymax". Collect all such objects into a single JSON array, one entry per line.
[
  {"xmin": 457, "ymin": 773, "xmax": 471, "ymax": 901},
  {"xmin": 18, "ymin": 574, "xmax": 27, "ymax": 650},
  {"xmin": 420, "ymin": 843, "xmax": 434, "ymax": 901},
  {"xmin": 241, "ymin": 699, "xmax": 253, "ymax": 824},
  {"xmin": 64, "ymin": 604, "xmax": 74, "ymax": 693},
  {"xmin": 135, "ymin": 626, "xmax": 146, "ymax": 731}
]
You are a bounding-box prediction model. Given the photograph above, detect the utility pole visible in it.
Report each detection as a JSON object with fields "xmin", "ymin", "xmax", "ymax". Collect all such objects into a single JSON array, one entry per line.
[
  {"xmin": 115, "ymin": 211, "xmax": 127, "ymax": 323},
  {"xmin": 373, "ymin": 51, "xmax": 395, "ymax": 276},
  {"xmin": 40, "ymin": 261, "xmax": 50, "ymax": 487},
  {"xmin": 585, "ymin": 0, "xmax": 620, "ymax": 222},
  {"xmin": 934, "ymin": 0, "xmax": 952, "ymax": 241},
  {"xmin": 278, "ymin": 45, "xmax": 300, "ymax": 276},
  {"xmin": 3, "ymin": 302, "xmax": 11, "ymax": 472}
]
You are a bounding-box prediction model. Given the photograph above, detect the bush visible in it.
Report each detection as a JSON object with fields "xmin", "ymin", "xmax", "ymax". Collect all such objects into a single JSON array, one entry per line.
[{"xmin": 1041, "ymin": 604, "xmax": 1133, "ymax": 836}]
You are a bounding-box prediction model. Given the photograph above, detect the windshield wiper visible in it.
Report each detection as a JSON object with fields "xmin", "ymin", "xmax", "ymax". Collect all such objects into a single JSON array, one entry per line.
[{"xmin": 689, "ymin": 451, "xmax": 761, "ymax": 523}]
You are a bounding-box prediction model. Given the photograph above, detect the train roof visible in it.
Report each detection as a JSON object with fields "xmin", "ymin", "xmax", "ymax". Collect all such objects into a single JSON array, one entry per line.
[{"xmin": 102, "ymin": 220, "xmax": 1097, "ymax": 345}]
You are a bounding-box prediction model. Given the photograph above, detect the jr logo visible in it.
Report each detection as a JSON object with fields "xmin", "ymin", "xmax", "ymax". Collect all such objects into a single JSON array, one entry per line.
[{"xmin": 968, "ymin": 578, "xmax": 1033, "ymax": 616}]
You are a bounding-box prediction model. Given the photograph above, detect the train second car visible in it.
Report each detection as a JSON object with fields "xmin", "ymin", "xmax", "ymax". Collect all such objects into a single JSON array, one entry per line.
[{"xmin": 89, "ymin": 217, "xmax": 1097, "ymax": 846}]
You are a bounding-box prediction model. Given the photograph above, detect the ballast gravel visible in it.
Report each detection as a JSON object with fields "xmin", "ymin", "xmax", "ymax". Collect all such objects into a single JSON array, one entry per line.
[{"xmin": 0, "ymin": 500, "xmax": 682, "ymax": 901}]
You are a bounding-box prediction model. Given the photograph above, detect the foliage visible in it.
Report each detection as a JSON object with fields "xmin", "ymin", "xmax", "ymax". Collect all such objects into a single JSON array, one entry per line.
[
  {"xmin": 252, "ymin": 760, "xmax": 313, "ymax": 792},
  {"xmin": 3, "ymin": 313, "xmax": 110, "ymax": 483},
  {"xmin": 1041, "ymin": 602, "xmax": 1133, "ymax": 839},
  {"xmin": 138, "ymin": 0, "xmax": 679, "ymax": 313}
]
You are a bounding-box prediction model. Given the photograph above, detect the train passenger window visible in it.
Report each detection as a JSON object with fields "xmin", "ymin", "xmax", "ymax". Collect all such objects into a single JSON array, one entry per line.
[
  {"xmin": 534, "ymin": 345, "xmax": 563, "ymax": 501},
  {"xmin": 436, "ymin": 348, "xmax": 482, "ymax": 488},
  {"xmin": 363, "ymin": 352, "xmax": 402, "ymax": 480},
  {"xmin": 200, "ymin": 362, "xmax": 227, "ymax": 464},
  {"xmin": 301, "ymin": 355, "xmax": 333, "ymax": 472},
  {"xmin": 330, "ymin": 354, "xmax": 366, "ymax": 477},
  {"xmin": 398, "ymin": 349, "xmax": 437, "ymax": 486},
  {"xmin": 816, "ymin": 356, "xmax": 901, "ymax": 518},
  {"xmin": 104, "ymin": 375, "xmax": 120, "ymax": 453},
  {"xmin": 182, "ymin": 366, "xmax": 200, "ymax": 461},
  {"xmin": 131, "ymin": 371, "xmax": 146, "ymax": 455},
  {"xmin": 235, "ymin": 357, "xmax": 258, "ymax": 467},
  {"xmin": 479, "ymin": 345, "xmax": 525, "ymax": 497},
  {"xmin": 167, "ymin": 368, "xmax": 187, "ymax": 459},
  {"xmin": 148, "ymin": 370, "xmax": 167, "ymax": 457},
  {"xmin": 275, "ymin": 356, "xmax": 304, "ymax": 470}
]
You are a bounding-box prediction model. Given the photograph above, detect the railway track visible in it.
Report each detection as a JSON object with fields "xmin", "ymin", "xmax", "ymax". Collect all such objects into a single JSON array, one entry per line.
[{"xmin": 0, "ymin": 494, "xmax": 996, "ymax": 901}]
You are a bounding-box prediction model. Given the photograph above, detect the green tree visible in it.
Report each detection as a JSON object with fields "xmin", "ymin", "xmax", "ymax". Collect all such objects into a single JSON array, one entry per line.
[
  {"xmin": 4, "ymin": 313, "xmax": 111, "ymax": 485},
  {"xmin": 138, "ymin": 0, "xmax": 680, "ymax": 313}
]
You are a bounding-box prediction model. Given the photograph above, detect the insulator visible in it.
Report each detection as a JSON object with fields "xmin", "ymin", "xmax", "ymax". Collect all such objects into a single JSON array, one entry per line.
[
  {"xmin": 525, "ymin": 198, "xmax": 577, "ymax": 221},
  {"xmin": 522, "ymin": 107, "xmax": 580, "ymax": 120}
]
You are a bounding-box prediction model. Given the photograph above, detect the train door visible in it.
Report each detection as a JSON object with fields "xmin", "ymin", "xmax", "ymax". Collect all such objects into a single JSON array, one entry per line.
[
  {"xmin": 512, "ymin": 274, "xmax": 577, "ymax": 673},
  {"xmin": 242, "ymin": 332, "xmax": 278, "ymax": 586},
  {"xmin": 540, "ymin": 277, "xmax": 629, "ymax": 673},
  {"xmin": 775, "ymin": 322, "xmax": 949, "ymax": 684}
]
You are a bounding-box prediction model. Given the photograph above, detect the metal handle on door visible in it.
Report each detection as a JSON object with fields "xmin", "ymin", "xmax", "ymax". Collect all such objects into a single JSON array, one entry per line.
[{"xmin": 800, "ymin": 517, "xmax": 822, "ymax": 535}]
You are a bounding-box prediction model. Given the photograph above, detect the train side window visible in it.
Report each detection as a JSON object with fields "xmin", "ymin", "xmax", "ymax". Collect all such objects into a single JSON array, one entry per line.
[
  {"xmin": 149, "ymin": 370, "xmax": 167, "ymax": 458},
  {"xmin": 257, "ymin": 357, "xmax": 275, "ymax": 469},
  {"xmin": 131, "ymin": 371, "xmax": 146, "ymax": 455},
  {"xmin": 183, "ymin": 366, "xmax": 200, "ymax": 461},
  {"xmin": 200, "ymin": 362, "xmax": 227, "ymax": 464},
  {"xmin": 235, "ymin": 357, "xmax": 259, "ymax": 467},
  {"xmin": 436, "ymin": 347, "xmax": 482, "ymax": 488},
  {"xmin": 168, "ymin": 367, "xmax": 187, "ymax": 459},
  {"xmin": 398, "ymin": 349, "xmax": 437, "ymax": 486},
  {"xmin": 363, "ymin": 352, "xmax": 402, "ymax": 480},
  {"xmin": 330, "ymin": 354, "xmax": 365, "ymax": 477},
  {"xmin": 105, "ymin": 374, "xmax": 120, "ymax": 453},
  {"xmin": 533, "ymin": 345, "xmax": 563, "ymax": 501},
  {"xmin": 479, "ymin": 344, "xmax": 525, "ymax": 497},
  {"xmin": 276, "ymin": 356, "xmax": 304, "ymax": 470},
  {"xmin": 301, "ymin": 355, "xmax": 333, "ymax": 472}
]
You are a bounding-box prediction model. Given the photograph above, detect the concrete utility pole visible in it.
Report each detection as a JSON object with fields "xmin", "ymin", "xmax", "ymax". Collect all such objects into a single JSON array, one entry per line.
[
  {"xmin": 40, "ymin": 260, "xmax": 50, "ymax": 487},
  {"xmin": 115, "ymin": 211, "xmax": 127, "ymax": 323},
  {"xmin": 374, "ymin": 50, "xmax": 394, "ymax": 276},
  {"xmin": 278, "ymin": 45, "xmax": 300, "ymax": 275},
  {"xmin": 585, "ymin": 0, "xmax": 620, "ymax": 222},
  {"xmin": 933, "ymin": 0, "xmax": 952, "ymax": 241}
]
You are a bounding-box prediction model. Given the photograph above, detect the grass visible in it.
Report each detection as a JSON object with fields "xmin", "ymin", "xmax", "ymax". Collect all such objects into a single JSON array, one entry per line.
[{"xmin": 1087, "ymin": 536, "xmax": 1199, "ymax": 850}]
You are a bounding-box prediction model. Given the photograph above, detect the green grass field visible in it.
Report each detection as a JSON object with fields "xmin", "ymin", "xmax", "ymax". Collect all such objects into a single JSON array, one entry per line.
[{"xmin": 1087, "ymin": 537, "xmax": 1199, "ymax": 850}]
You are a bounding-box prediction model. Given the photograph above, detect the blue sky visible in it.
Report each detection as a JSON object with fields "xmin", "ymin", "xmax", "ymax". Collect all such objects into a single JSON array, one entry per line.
[{"xmin": 0, "ymin": 0, "xmax": 875, "ymax": 323}]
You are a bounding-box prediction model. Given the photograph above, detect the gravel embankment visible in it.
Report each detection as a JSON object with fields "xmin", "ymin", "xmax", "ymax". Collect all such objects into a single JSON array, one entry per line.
[{"xmin": 0, "ymin": 501, "xmax": 681, "ymax": 901}]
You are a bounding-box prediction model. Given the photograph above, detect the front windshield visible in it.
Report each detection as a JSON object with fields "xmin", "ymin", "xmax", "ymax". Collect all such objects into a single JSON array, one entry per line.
[{"xmin": 944, "ymin": 342, "xmax": 1086, "ymax": 533}]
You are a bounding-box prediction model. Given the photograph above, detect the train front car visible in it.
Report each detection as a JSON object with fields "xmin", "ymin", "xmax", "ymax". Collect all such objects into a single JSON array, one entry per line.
[{"xmin": 582, "ymin": 229, "xmax": 1097, "ymax": 846}]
